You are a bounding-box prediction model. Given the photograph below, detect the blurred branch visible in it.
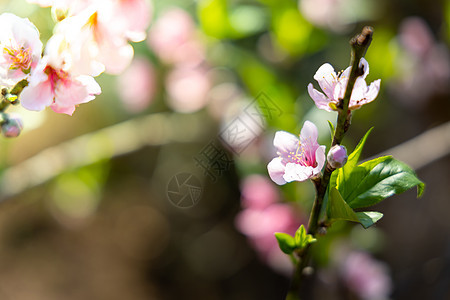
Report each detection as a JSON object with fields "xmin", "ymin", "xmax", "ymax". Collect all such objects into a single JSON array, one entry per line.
[{"xmin": 0, "ymin": 112, "xmax": 209, "ymax": 201}]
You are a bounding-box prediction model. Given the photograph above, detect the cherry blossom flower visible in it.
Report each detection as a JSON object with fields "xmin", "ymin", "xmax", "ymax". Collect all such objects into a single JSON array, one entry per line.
[
  {"xmin": 340, "ymin": 251, "xmax": 392, "ymax": 299},
  {"xmin": 165, "ymin": 65, "xmax": 211, "ymax": 113},
  {"xmin": 117, "ymin": 57, "xmax": 156, "ymax": 113},
  {"xmin": 307, "ymin": 58, "xmax": 381, "ymax": 112},
  {"xmin": 267, "ymin": 121, "xmax": 326, "ymax": 185},
  {"xmin": 53, "ymin": 8, "xmax": 133, "ymax": 75},
  {"xmin": 0, "ymin": 13, "xmax": 43, "ymax": 88},
  {"xmin": 240, "ymin": 174, "xmax": 279, "ymax": 210},
  {"xmin": 20, "ymin": 56, "xmax": 101, "ymax": 116},
  {"xmin": 147, "ymin": 8, "xmax": 205, "ymax": 66},
  {"xmin": 235, "ymin": 175, "xmax": 304, "ymax": 274},
  {"xmin": 108, "ymin": 0, "xmax": 152, "ymax": 43}
]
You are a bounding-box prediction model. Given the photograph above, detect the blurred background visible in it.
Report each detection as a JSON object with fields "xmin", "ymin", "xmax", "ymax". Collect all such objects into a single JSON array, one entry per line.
[{"xmin": 0, "ymin": 0, "xmax": 449, "ymax": 299}]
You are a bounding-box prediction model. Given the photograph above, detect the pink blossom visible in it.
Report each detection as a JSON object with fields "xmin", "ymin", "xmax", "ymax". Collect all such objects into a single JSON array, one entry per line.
[
  {"xmin": 235, "ymin": 203, "xmax": 301, "ymax": 274},
  {"xmin": 108, "ymin": 0, "xmax": 152, "ymax": 43},
  {"xmin": 307, "ymin": 58, "xmax": 381, "ymax": 111},
  {"xmin": 147, "ymin": 8, "xmax": 205, "ymax": 66},
  {"xmin": 0, "ymin": 13, "xmax": 43, "ymax": 87},
  {"xmin": 240, "ymin": 174, "xmax": 279, "ymax": 210},
  {"xmin": 20, "ymin": 57, "xmax": 101, "ymax": 115},
  {"xmin": 267, "ymin": 121, "xmax": 326, "ymax": 185},
  {"xmin": 53, "ymin": 8, "xmax": 134, "ymax": 75},
  {"xmin": 165, "ymin": 65, "xmax": 211, "ymax": 113},
  {"xmin": 117, "ymin": 57, "xmax": 156, "ymax": 113},
  {"xmin": 341, "ymin": 251, "xmax": 392, "ymax": 299}
]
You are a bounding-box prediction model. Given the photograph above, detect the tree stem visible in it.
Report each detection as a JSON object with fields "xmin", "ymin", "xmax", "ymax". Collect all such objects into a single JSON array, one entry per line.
[{"xmin": 287, "ymin": 26, "xmax": 374, "ymax": 299}]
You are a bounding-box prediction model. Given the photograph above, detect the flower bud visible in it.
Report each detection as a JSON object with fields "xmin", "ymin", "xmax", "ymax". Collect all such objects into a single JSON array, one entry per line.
[
  {"xmin": 327, "ymin": 145, "xmax": 348, "ymax": 168},
  {"xmin": 2, "ymin": 115, "xmax": 23, "ymax": 138}
]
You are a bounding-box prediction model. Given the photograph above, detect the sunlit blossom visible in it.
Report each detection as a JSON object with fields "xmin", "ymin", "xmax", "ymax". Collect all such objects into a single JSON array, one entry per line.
[
  {"xmin": 20, "ymin": 56, "xmax": 101, "ymax": 116},
  {"xmin": 165, "ymin": 65, "xmax": 211, "ymax": 113},
  {"xmin": 53, "ymin": 8, "xmax": 133, "ymax": 75},
  {"xmin": 0, "ymin": 13, "xmax": 43, "ymax": 87},
  {"xmin": 267, "ymin": 121, "xmax": 326, "ymax": 185},
  {"xmin": 117, "ymin": 57, "xmax": 156, "ymax": 113},
  {"xmin": 307, "ymin": 58, "xmax": 381, "ymax": 111},
  {"xmin": 147, "ymin": 8, "xmax": 205, "ymax": 66}
]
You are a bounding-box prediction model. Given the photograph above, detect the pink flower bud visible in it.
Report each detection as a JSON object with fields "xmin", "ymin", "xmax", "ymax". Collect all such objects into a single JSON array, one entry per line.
[
  {"xmin": 327, "ymin": 145, "xmax": 348, "ymax": 168},
  {"xmin": 2, "ymin": 115, "xmax": 23, "ymax": 138}
]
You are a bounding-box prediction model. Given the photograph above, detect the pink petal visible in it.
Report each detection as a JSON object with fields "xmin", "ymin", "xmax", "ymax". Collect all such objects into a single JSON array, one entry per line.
[
  {"xmin": 50, "ymin": 103, "xmax": 75, "ymax": 115},
  {"xmin": 313, "ymin": 145, "xmax": 326, "ymax": 174},
  {"xmin": 283, "ymin": 163, "xmax": 314, "ymax": 182},
  {"xmin": 364, "ymin": 79, "xmax": 381, "ymax": 102},
  {"xmin": 313, "ymin": 63, "xmax": 337, "ymax": 99},
  {"xmin": 307, "ymin": 83, "xmax": 333, "ymax": 111},
  {"xmin": 20, "ymin": 80, "xmax": 53, "ymax": 111},
  {"xmin": 273, "ymin": 130, "xmax": 299, "ymax": 156},
  {"xmin": 300, "ymin": 120, "xmax": 318, "ymax": 143},
  {"xmin": 52, "ymin": 75, "xmax": 101, "ymax": 115},
  {"xmin": 267, "ymin": 157, "xmax": 287, "ymax": 185},
  {"xmin": 350, "ymin": 77, "xmax": 368, "ymax": 102}
]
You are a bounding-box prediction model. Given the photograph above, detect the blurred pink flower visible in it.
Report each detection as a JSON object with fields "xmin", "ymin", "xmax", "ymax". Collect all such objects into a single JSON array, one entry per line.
[
  {"xmin": 307, "ymin": 58, "xmax": 381, "ymax": 112},
  {"xmin": 20, "ymin": 57, "xmax": 101, "ymax": 115},
  {"xmin": 240, "ymin": 174, "xmax": 279, "ymax": 210},
  {"xmin": 236, "ymin": 202, "xmax": 301, "ymax": 274},
  {"xmin": 340, "ymin": 251, "xmax": 392, "ymax": 299},
  {"xmin": 108, "ymin": 0, "xmax": 152, "ymax": 43},
  {"xmin": 147, "ymin": 8, "xmax": 205, "ymax": 66},
  {"xmin": 165, "ymin": 65, "xmax": 211, "ymax": 113},
  {"xmin": 0, "ymin": 13, "xmax": 43, "ymax": 87},
  {"xmin": 392, "ymin": 17, "xmax": 450, "ymax": 108},
  {"xmin": 117, "ymin": 57, "xmax": 156, "ymax": 113},
  {"xmin": 267, "ymin": 121, "xmax": 326, "ymax": 185}
]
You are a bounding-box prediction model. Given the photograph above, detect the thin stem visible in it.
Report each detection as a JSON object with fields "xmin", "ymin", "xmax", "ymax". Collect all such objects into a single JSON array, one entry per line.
[{"xmin": 287, "ymin": 26, "xmax": 374, "ymax": 299}]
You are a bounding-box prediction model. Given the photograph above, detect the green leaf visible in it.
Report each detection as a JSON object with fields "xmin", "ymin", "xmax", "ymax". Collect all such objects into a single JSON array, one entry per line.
[
  {"xmin": 327, "ymin": 187, "xmax": 359, "ymax": 223},
  {"xmin": 275, "ymin": 232, "xmax": 296, "ymax": 254},
  {"xmin": 339, "ymin": 156, "xmax": 425, "ymax": 209},
  {"xmin": 294, "ymin": 225, "xmax": 316, "ymax": 249},
  {"xmin": 334, "ymin": 128, "xmax": 373, "ymax": 193},
  {"xmin": 355, "ymin": 212, "xmax": 384, "ymax": 228},
  {"xmin": 327, "ymin": 120, "xmax": 335, "ymax": 138}
]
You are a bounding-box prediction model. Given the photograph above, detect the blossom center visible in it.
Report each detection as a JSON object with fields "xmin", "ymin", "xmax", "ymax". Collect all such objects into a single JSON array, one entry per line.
[
  {"xmin": 45, "ymin": 65, "xmax": 70, "ymax": 92},
  {"xmin": 285, "ymin": 141, "xmax": 317, "ymax": 167},
  {"xmin": 3, "ymin": 43, "xmax": 32, "ymax": 73}
]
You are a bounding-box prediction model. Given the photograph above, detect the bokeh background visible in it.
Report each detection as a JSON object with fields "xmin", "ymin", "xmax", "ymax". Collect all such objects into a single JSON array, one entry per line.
[{"xmin": 0, "ymin": 0, "xmax": 449, "ymax": 299}]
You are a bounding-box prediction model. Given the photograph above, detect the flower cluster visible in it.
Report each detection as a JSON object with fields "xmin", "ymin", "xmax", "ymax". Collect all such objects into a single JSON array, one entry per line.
[{"xmin": 0, "ymin": 0, "xmax": 151, "ymax": 118}]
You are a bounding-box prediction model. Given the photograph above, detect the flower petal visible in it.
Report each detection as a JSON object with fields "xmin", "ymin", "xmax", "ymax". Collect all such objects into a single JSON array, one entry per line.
[
  {"xmin": 283, "ymin": 163, "xmax": 314, "ymax": 182},
  {"xmin": 359, "ymin": 57, "xmax": 370, "ymax": 79},
  {"xmin": 313, "ymin": 63, "xmax": 337, "ymax": 99},
  {"xmin": 364, "ymin": 79, "xmax": 381, "ymax": 102},
  {"xmin": 267, "ymin": 157, "xmax": 287, "ymax": 185},
  {"xmin": 300, "ymin": 120, "xmax": 319, "ymax": 143},
  {"xmin": 20, "ymin": 80, "xmax": 53, "ymax": 111},
  {"xmin": 273, "ymin": 130, "xmax": 299, "ymax": 156},
  {"xmin": 307, "ymin": 83, "xmax": 333, "ymax": 112},
  {"xmin": 313, "ymin": 145, "xmax": 326, "ymax": 175}
]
